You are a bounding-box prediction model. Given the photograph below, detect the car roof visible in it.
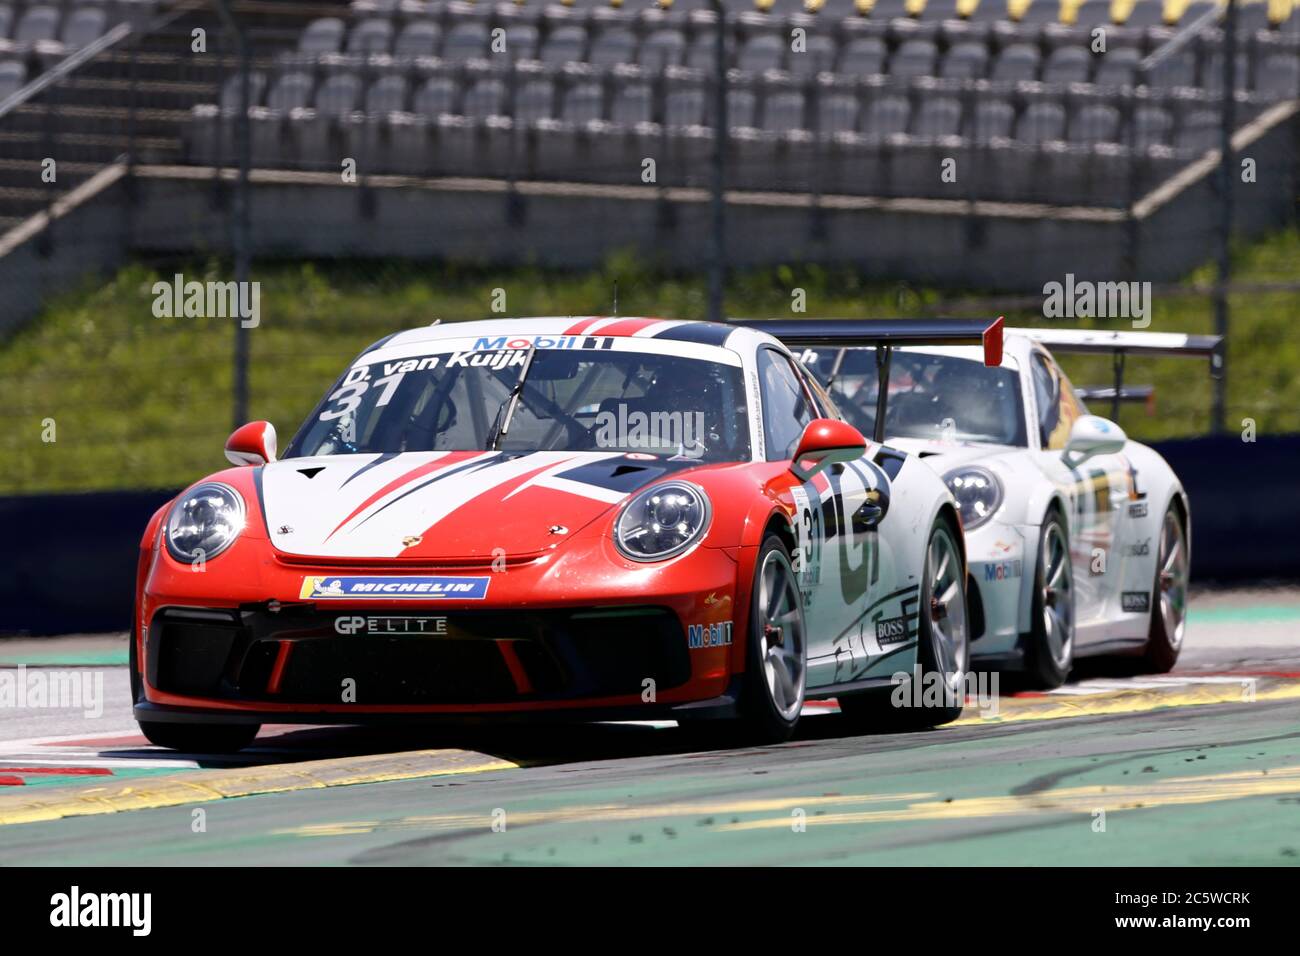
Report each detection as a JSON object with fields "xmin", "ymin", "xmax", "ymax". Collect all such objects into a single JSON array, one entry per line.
[{"xmin": 378, "ymin": 317, "xmax": 753, "ymax": 350}]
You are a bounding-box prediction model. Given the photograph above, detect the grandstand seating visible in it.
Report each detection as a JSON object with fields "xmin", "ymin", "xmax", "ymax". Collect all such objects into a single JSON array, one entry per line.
[{"xmin": 180, "ymin": 0, "xmax": 1300, "ymax": 207}]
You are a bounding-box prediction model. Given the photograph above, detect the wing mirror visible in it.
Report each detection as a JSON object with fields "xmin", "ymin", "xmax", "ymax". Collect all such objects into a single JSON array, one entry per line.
[
  {"xmin": 791, "ymin": 418, "xmax": 867, "ymax": 481},
  {"xmin": 1062, "ymin": 415, "xmax": 1126, "ymax": 468},
  {"xmin": 225, "ymin": 421, "xmax": 278, "ymax": 466}
]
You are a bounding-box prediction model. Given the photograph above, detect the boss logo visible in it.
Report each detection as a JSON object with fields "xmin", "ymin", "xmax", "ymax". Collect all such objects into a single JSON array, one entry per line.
[
  {"xmin": 1121, "ymin": 592, "xmax": 1150, "ymax": 613},
  {"xmin": 875, "ymin": 615, "xmax": 909, "ymax": 645}
]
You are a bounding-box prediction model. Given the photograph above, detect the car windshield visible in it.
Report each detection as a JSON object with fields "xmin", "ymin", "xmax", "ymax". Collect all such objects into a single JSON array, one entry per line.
[
  {"xmin": 805, "ymin": 348, "xmax": 1028, "ymax": 447},
  {"xmin": 287, "ymin": 344, "xmax": 752, "ymax": 462}
]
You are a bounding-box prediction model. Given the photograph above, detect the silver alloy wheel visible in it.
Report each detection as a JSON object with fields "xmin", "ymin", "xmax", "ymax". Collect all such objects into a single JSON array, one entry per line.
[
  {"xmin": 1040, "ymin": 520, "xmax": 1074, "ymax": 671},
  {"xmin": 927, "ymin": 525, "xmax": 969, "ymax": 697},
  {"xmin": 1157, "ymin": 509, "xmax": 1189, "ymax": 650},
  {"xmin": 757, "ymin": 548, "xmax": 806, "ymax": 722}
]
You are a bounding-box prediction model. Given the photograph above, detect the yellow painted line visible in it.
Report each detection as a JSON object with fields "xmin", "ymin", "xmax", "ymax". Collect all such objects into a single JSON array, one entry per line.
[
  {"xmin": 276, "ymin": 792, "xmax": 936, "ymax": 838},
  {"xmin": 720, "ymin": 765, "xmax": 1300, "ymax": 831},
  {"xmin": 0, "ymin": 749, "xmax": 517, "ymax": 827},
  {"xmin": 955, "ymin": 680, "xmax": 1300, "ymax": 726},
  {"xmin": 279, "ymin": 762, "xmax": 1300, "ymax": 840}
]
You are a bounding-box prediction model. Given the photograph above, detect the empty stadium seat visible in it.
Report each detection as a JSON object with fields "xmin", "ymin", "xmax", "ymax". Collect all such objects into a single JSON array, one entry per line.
[
  {"xmin": 1015, "ymin": 101, "xmax": 1066, "ymax": 140},
  {"xmin": 347, "ymin": 18, "xmax": 392, "ymax": 56},
  {"xmin": 393, "ymin": 21, "xmax": 440, "ymax": 59},
  {"xmin": 941, "ymin": 42, "xmax": 989, "ymax": 79},
  {"xmin": 639, "ymin": 29, "xmax": 686, "ymax": 70},
  {"xmin": 762, "ymin": 90, "xmax": 805, "ymax": 131},
  {"xmin": 863, "ymin": 94, "xmax": 911, "ymax": 135},
  {"xmin": 913, "ymin": 95, "xmax": 962, "ymax": 135},
  {"xmin": 739, "ymin": 33, "xmax": 785, "ymax": 72},
  {"xmin": 589, "ymin": 26, "xmax": 636, "ymax": 67},
  {"xmin": 818, "ymin": 91, "xmax": 859, "ymax": 132},
  {"xmin": 250, "ymin": 72, "xmax": 313, "ymax": 168},
  {"xmin": 516, "ymin": 78, "xmax": 555, "ymax": 124},
  {"xmin": 1093, "ymin": 46, "xmax": 1140, "ymax": 86},
  {"xmin": 464, "ymin": 77, "xmax": 507, "ymax": 118},
  {"xmin": 299, "ymin": 18, "xmax": 345, "ymax": 57},
  {"xmin": 1257, "ymin": 51, "xmax": 1300, "ymax": 94},
  {"xmin": 505, "ymin": 23, "xmax": 539, "ymax": 61},
  {"xmin": 1043, "ymin": 46, "xmax": 1092, "ymax": 83},
  {"xmin": 892, "ymin": 39, "xmax": 938, "ymax": 78},
  {"xmin": 666, "ymin": 85, "xmax": 706, "ymax": 126},
  {"xmin": 1069, "ymin": 102, "xmax": 1120, "ymax": 141},
  {"xmin": 0, "ymin": 5, "xmax": 11, "ymax": 41},
  {"xmin": 1146, "ymin": 50, "xmax": 1195, "ymax": 87},
  {"xmin": 687, "ymin": 31, "xmax": 718, "ymax": 70},
  {"xmin": 788, "ymin": 34, "xmax": 836, "ymax": 75},
  {"xmin": 1132, "ymin": 105, "xmax": 1173, "ymax": 146},
  {"xmin": 14, "ymin": 4, "xmax": 59, "ymax": 46},
  {"xmin": 218, "ymin": 71, "xmax": 266, "ymax": 110},
  {"xmin": 839, "ymin": 36, "xmax": 887, "ymax": 74},
  {"xmin": 1201, "ymin": 50, "xmax": 1247, "ymax": 92},
  {"xmin": 60, "ymin": 6, "xmax": 106, "ymax": 48},
  {"xmin": 414, "ymin": 76, "xmax": 456, "ymax": 117},
  {"xmin": 1175, "ymin": 108, "xmax": 1218, "ymax": 150},
  {"xmin": 541, "ymin": 25, "xmax": 586, "ymax": 66},
  {"xmin": 563, "ymin": 82, "xmax": 604, "ymax": 123},
  {"xmin": 365, "ymin": 74, "xmax": 407, "ymax": 113},
  {"xmin": 992, "ymin": 43, "xmax": 1040, "ymax": 81},
  {"xmin": 972, "ymin": 98, "xmax": 1015, "ymax": 139},
  {"xmin": 442, "ymin": 22, "xmax": 488, "ymax": 62},
  {"xmin": 0, "ymin": 58, "xmax": 25, "ymax": 99}
]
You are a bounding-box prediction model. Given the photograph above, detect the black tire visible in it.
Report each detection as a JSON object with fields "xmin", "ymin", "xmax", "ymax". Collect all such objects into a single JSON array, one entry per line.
[
  {"xmin": 839, "ymin": 515, "xmax": 969, "ymax": 730},
  {"xmin": 735, "ymin": 534, "xmax": 808, "ymax": 744},
  {"xmin": 138, "ymin": 720, "xmax": 261, "ymax": 754},
  {"xmin": 1138, "ymin": 503, "xmax": 1189, "ymax": 673},
  {"xmin": 1021, "ymin": 509, "xmax": 1075, "ymax": 689}
]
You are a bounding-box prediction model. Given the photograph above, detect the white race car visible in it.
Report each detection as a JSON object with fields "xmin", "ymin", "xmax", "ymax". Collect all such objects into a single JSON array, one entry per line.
[{"xmin": 771, "ymin": 323, "xmax": 1221, "ymax": 689}]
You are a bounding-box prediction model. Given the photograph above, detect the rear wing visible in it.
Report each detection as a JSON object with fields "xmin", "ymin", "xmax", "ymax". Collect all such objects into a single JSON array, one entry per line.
[
  {"xmin": 1076, "ymin": 385, "xmax": 1156, "ymax": 415},
  {"xmin": 734, "ymin": 318, "xmax": 1004, "ymax": 442},
  {"xmin": 1007, "ymin": 327, "xmax": 1223, "ymax": 422}
]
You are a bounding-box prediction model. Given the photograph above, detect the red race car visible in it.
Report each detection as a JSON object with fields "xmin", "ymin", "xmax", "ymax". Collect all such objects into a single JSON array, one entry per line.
[{"xmin": 132, "ymin": 317, "xmax": 1003, "ymax": 752}]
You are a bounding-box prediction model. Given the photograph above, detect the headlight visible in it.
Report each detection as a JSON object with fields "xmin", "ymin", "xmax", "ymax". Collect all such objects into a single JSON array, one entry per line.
[
  {"xmin": 165, "ymin": 482, "xmax": 246, "ymax": 563},
  {"xmin": 943, "ymin": 466, "xmax": 1003, "ymax": 531},
  {"xmin": 614, "ymin": 481, "xmax": 711, "ymax": 562}
]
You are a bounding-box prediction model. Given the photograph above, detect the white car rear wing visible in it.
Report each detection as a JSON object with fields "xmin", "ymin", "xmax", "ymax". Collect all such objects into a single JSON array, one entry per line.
[{"xmin": 1007, "ymin": 328, "xmax": 1224, "ymax": 422}]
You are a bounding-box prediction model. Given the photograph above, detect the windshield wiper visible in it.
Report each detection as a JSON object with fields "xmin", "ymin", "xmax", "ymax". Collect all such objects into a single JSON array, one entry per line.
[{"xmin": 485, "ymin": 345, "xmax": 538, "ymax": 451}]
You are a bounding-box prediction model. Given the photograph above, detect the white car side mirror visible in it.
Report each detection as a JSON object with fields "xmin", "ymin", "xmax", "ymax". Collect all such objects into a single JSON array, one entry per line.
[{"xmin": 1062, "ymin": 415, "xmax": 1127, "ymax": 468}]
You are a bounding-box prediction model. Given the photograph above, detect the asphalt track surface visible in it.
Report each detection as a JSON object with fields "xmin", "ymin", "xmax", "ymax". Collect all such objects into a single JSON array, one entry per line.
[{"xmin": 1, "ymin": 587, "xmax": 1298, "ymax": 866}]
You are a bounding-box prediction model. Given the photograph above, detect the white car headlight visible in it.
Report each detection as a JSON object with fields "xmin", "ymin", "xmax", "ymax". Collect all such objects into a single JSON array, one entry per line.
[
  {"xmin": 165, "ymin": 482, "xmax": 246, "ymax": 563},
  {"xmin": 614, "ymin": 481, "xmax": 711, "ymax": 562},
  {"xmin": 943, "ymin": 466, "xmax": 1003, "ymax": 531}
]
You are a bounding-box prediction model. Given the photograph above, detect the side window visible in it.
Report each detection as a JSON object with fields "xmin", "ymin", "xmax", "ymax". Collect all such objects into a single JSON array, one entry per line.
[
  {"xmin": 1032, "ymin": 353, "xmax": 1083, "ymax": 451},
  {"xmin": 1030, "ymin": 354, "xmax": 1058, "ymax": 448},
  {"xmin": 758, "ymin": 349, "xmax": 813, "ymax": 461}
]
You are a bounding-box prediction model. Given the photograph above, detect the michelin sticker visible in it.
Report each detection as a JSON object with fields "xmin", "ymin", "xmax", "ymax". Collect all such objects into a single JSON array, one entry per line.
[{"xmin": 300, "ymin": 576, "xmax": 491, "ymax": 600}]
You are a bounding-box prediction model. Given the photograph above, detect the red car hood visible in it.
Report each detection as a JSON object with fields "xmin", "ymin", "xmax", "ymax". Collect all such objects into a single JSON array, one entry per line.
[{"xmin": 258, "ymin": 450, "xmax": 704, "ymax": 561}]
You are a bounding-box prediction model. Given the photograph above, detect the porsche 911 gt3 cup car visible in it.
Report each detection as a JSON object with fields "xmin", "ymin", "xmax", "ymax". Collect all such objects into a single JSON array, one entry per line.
[
  {"xmin": 132, "ymin": 317, "xmax": 1006, "ymax": 752},
  {"xmin": 788, "ymin": 325, "xmax": 1220, "ymax": 689}
]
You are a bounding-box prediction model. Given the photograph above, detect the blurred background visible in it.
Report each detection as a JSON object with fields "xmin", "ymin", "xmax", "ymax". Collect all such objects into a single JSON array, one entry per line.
[{"xmin": 0, "ymin": 0, "xmax": 1296, "ymax": 633}]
